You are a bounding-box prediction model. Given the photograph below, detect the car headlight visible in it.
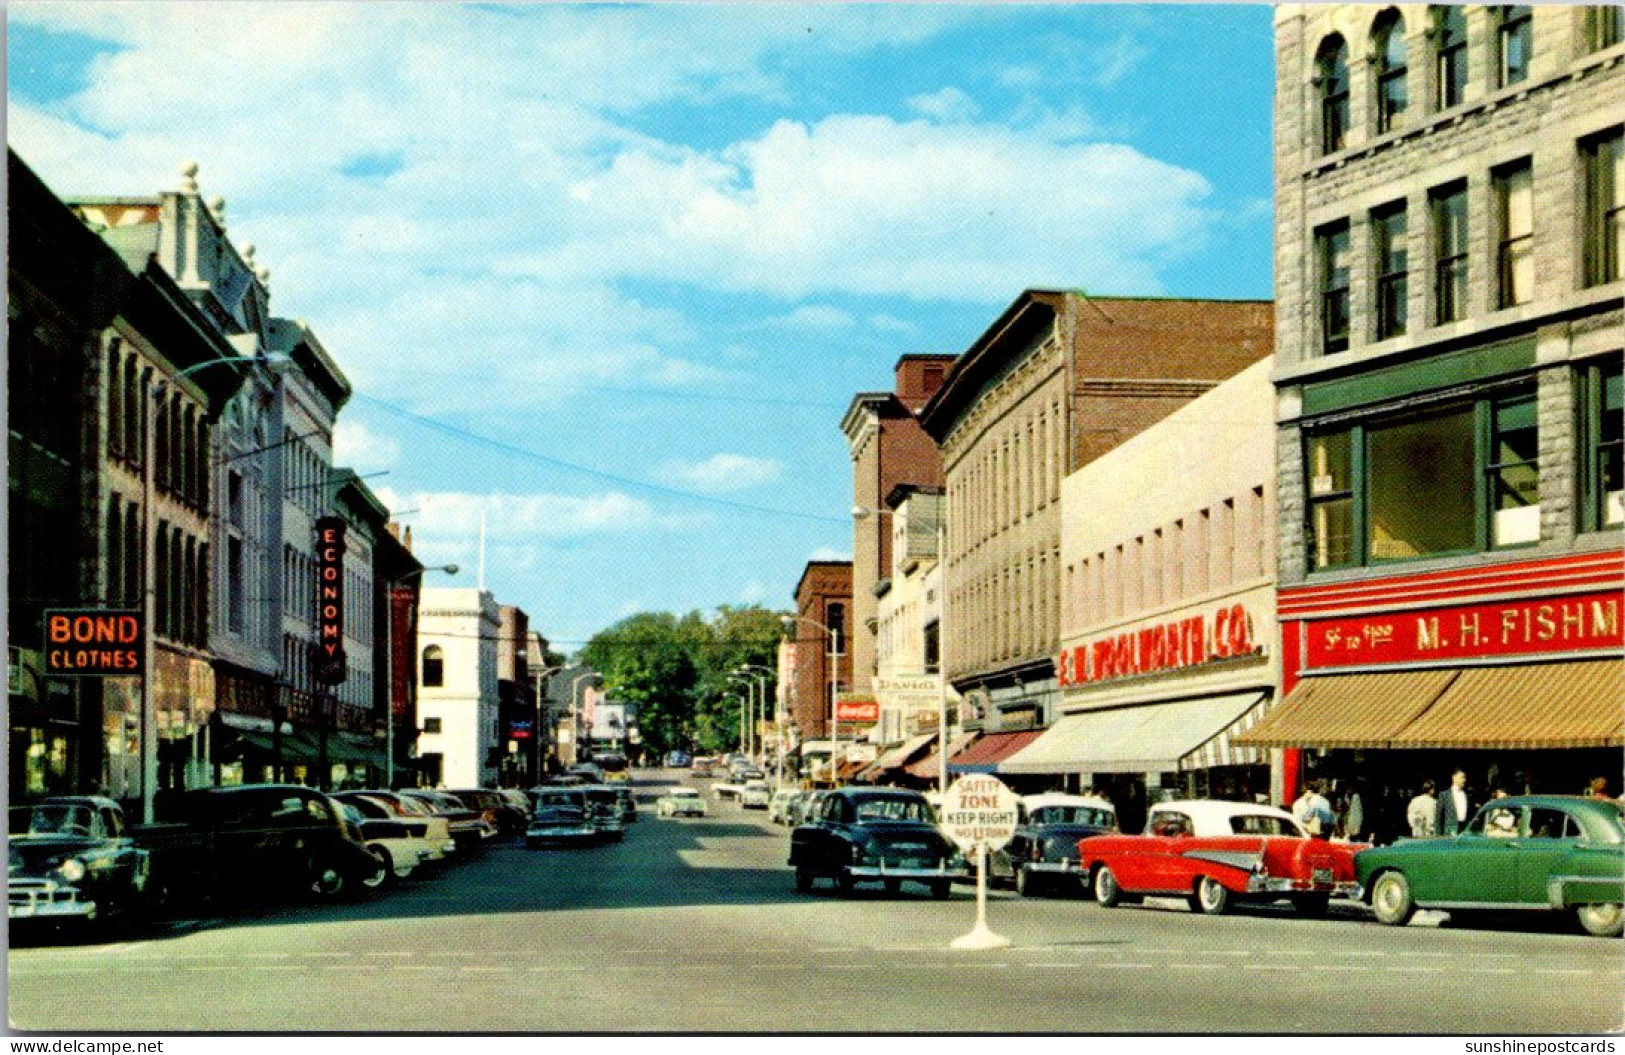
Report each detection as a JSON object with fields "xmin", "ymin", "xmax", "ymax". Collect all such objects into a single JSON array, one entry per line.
[{"xmin": 57, "ymin": 858, "xmax": 87, "ymax": 883}]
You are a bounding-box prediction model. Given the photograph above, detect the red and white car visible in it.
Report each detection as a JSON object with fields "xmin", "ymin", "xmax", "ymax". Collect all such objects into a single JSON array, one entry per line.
[{"xmin": 1077, "ymin": 799, "xmax": 1363, "ymax": 916}]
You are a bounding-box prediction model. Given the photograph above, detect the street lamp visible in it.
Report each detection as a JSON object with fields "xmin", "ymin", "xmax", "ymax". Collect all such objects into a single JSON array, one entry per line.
[
  {"xmin": 734, "ymin": 663, "xmax": 781, "ymax": 788},
  {"xmin": 382, "ymin": 563, "xmax": 458, "ymax": 788},
  {"xmin": 141, "ymin": 351, "xmax": 287, "ymax": 823},
  {"xmin": 732, "ymin": 664, "xmax": 775, "ymax": 762},
  {"xmin": 781, "ymin": 613, "xmax": 840, "ymax": 787}
]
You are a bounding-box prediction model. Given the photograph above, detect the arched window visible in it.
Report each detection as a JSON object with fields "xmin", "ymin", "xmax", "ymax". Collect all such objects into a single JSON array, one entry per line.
[
  {"xmin": 1434, "ymin": 6, "xmax": 1468, "ymax": 109},
  {"xmin": 1373, "ymin": 10, "xmax": 1408, "ymax": 133},
  {"xmin": 422, "ymin": 645, "xmax": 445, "ymax": 688},
  {"xmin": 1317, "ymin": 35, "xmax": 1350, "ymax": 154}
]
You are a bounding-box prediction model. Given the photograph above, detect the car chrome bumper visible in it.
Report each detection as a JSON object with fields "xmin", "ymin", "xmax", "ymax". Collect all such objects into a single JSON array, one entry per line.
[
  {"xmin": 1025, "ymin": 860, "xmax": 1083, "ymax": 876},
  {"xmin": 849, "ymin": 864, "xmax": 970, "ymax": 880},
  {"xmin": 527, "ymin": 827, "xmax": 598, "ymax": 841},
  {"xmin": 1247, "ymin": 875, "xmax": 1360, "ymax": 897},
  {"xmin": 9, "ymin": 882, "xmax": 97, "ymax": 920}
]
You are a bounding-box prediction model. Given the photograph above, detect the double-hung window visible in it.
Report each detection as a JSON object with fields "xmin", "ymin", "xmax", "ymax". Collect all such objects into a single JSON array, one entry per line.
[
  {"xmin": 1495, "ymin": 160, "xmax": 1534, "ymax": 307},
  {"xmin": 1435, "ymin": 7, "xmax": 1468, "ymax": 109},
  {"xmin": 1588, "ymin": 6, "xmax": 1622, "ymax": 52},
  {"xmin": 1432, "ymin": 182, "xmax": 1469, "ymax": 324},
  {"xmin": 1373, "ymin": 202, "xmax": 1409, "ymax": 339},
  {"xmin": 1319, "ymin": 221, "xmax": 1351, "ymax": 354},
  {"xmin": 1487, "ymin": 391, "xmax": 1541, "ymax": 547},
  {"xmin": 1318, "ymin": 37, "xmax": 1350, "ymax": 154},
  {"xmin": 1498, "ymin": 6, "xmax": 1532, "ymax": 87},
  {"xmin": 1307, "ymin": 431, "xmax": 1356, "ymax": 570},
  {"xmin": 1374, "ymin": 13, "xmax": 1408, "ymax": 134},
  {"xmin": 1582, "ymin": 128, "xmax": 1623, "ymax": 287},
  {"xmin": 1584, "ymin": 363, "xmax": 1624, "ymax": 531}
]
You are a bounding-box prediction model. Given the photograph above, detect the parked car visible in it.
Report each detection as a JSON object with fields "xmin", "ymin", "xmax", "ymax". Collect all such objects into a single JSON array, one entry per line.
[
  {"xmin": 9, "ymin": 797, "xmax": 153, "ymax": 932},
  {"xmin": 1354, "ymin": 795, "xmax": 1624, "ymax": 937},
  {"xmin": 691, "ymin": 759, "xmax": 717, "ymax": 778},
  {"xmin": 664, "ymin": 750, "xmax": 692, "ymax": 769},
  {"xmin": 579, "ymin": 785, "xmax": 626, "ymax": 842},
  {"xmin": 525, "ymin": 803, "xmax": 598, "ymax": 849},
  {"xmin": 140, "ymin": 785, "xmax": 385, "ymax": 902},
  {"xmin": 594, "ymin": 753, "xmax": 631, "ymax": 783},
  {"xmin": 568, "ymin": 762, "xmax": 606, "ymax": 784},
  {"xmin": 334, "ymin": 792, "xmax": 455, "ymax": 865},
  {"xmin": 768, "ymin": 789, "xmax": 800, "ymax": 825},
  {"xmin": 991, "ymin": 793, "xmax": 1117, "ymax": 897},
  {"xmin": 398, "ymin": 789, "xmax": 496, "ymax": 850},
  {"xmin": 1077, "ymin": 799, "xmax": 1362, "ymax": 916},
  {"xmin": 789, "ymin": 787, "xmax": 968, "ymax": 898},
  {"xmin": 496, "ymin": 788, "xmax": 532, "ymax": 823},
  {"xmin": 655, "ymin": 786, "xmax": 708, "ymax": 818},
  {"xmin": 613, "ymin": 786, "xmax": 638, "ymax": 823},
  {"xmin": 740, "ymin": 781, "xmax": 773, "ymax": 810},
  {"xmin": 789, "ymin": 789, "xmax": 833, "ymax": 829},
  {"xmin": 334, "ymin": 802, "xmax": 424, "ymax": 887},
  {"xmin": 445, "ymin": 788, "xmax": 524, "ymax": 837}
]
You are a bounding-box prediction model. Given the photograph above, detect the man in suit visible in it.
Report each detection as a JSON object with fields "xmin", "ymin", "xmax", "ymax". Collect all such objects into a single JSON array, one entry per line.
[{"xmin": 1436, "ymin": 769, "xmax": 1474, "ymax": 835}]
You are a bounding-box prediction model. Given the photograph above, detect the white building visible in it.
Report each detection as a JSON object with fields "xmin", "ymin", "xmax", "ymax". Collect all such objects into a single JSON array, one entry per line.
[{"xmin": 416, "ymin": 587, "xmax": 500, "ymax": 787}]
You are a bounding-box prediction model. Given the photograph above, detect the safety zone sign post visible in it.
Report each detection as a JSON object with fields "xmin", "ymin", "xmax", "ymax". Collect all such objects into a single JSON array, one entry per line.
[{"xmin": 939, "ymin": 773, "xmax": 1020, "ymax": 950}]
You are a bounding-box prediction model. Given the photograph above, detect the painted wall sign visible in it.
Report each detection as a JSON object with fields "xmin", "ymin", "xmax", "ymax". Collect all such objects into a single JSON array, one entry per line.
[
  {"xmin": 1304, "ymin": 589, "xmax": 1623, "ymax": 670},
  {"xmin": 835, "ymin": 697, "xmax": 881, "ymax": 723},
  {"xmin": 314, "ymin": 517, "xmax": 348, "ymax": 685},
  {"xmin": 43, "ymin": 609, "xmax": 144, "ymax": 676},
  {"xmin": 1056, "ymin": 603, "xmax": 1262, "ymax": 687}
]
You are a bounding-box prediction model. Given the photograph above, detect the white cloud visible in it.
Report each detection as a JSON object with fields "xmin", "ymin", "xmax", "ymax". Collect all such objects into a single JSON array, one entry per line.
[
  {"xmin": 867, "ymin": 313, "xmax": 918, "ymax": 335},
  {"xmin": 906, "ymin": 87, "xmax": 980, "ymax": 124},
  {"xmin": 807, "ymin": 547, "xmax": 851, "ymax": 563},
  {"xmin": 332, "ymin": 420, "xmax": 400, "ymax": 470},
  {"xmin": 767, "ymin": 305, "xmax": 855, "ymax": 331},
  {"xmin": 656, "ymin": 454, "xmax": 783, "ymax": 494},
  {"xmin": 736, "ymin": 579, "xmax": 771, "ymax": 604},
  {"xmin": 374, "ymin": 487, "xmax": 692, "ymax": 541}
]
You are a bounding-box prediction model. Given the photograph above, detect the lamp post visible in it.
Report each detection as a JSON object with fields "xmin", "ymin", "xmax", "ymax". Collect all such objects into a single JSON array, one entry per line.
[
  {"xmin": 781, "ymin": 613, "xmax": 840, "ymax": 787},
  {"xmin": 140, "ymin": 351, "xmax": 287, "ymax": 824},
  {"xmin": 732, "ymin": 664, "xmax": 774, "ymax": 764},
  {"xmin": 382, "ymin": 563, "xmax": 458, "ymax": 789}
]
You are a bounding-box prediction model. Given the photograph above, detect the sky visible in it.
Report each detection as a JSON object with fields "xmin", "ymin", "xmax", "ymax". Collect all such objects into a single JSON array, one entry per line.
[{"xmin": 6, "ymin": 2, "xmax": 1277, "ymax": 652}]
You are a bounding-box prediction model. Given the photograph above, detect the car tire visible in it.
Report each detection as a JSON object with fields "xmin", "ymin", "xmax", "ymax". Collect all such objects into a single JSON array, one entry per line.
[
  {"xmin": 794, "ymin": 865, "xmax": 815, "ymax": 894},
  {"xmin": 882, "ymin": 878, "xmax": 901, "ymax": 897},
  {"xmin": 1292, "ymin": 893, "xmax": 1331, "ymax": 916},
  {"xmin": 361, "ymin": 847, "xmax": 393, "ymax": 890},
  {"xmin": 1576, "ymin": 903, "xmax": 1624, "ymax": 938},
  {"xmin": 930, "ymin": 880, "xmax": 951, "ymax": 900},
  {"xmin": 835, "ymin": 869, "xmax": 855, "ymax": 898},
  {"xmin": 1369, "ymin": 870, "xmax": 1416, "ymax": 927},
  {"xmin": 1195, "ymin": 876, "xmax": 1232, "ymax": 916},
  {"xmin": 1015, "ymin": 866, "xmax": 1037, "ymax": 897},
  {"xmin": 1093, "ymin": 865, "xmax": 1123, "ymax": 908},
  {"xmin": 309, "ymin": 860, "xmax": 348, "ymax": 900}
]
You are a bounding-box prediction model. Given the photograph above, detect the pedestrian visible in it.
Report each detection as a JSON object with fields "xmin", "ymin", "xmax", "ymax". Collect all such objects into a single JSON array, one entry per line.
[
  {"xmin": 1585, "ymin": 775, "xmax": 1612, "ymax": 799},
  {"xmin": 1293, "ymin": 780, "xmax": 1335, "ymax": 837},
  {"xmin": 1406, "ymin": 780, "xmax": 1438, "ymax": 838},
  {"xmin": 1341, "ymin": 783, "xmax": 1366, "ymax": 842},
  {"xmin": 1436, "ymin": 769, "xmax": 1474, "ymax": 836}
]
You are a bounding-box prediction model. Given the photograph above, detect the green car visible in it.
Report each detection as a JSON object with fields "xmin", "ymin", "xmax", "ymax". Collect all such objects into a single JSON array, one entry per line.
[{"xmin": 1355, "ymin": 795, "xmax": 1624, "ymax": 937}]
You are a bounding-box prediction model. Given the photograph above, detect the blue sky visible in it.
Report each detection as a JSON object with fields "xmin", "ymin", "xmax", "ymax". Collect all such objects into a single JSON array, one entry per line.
[{"xmin": 7, "ymin": 2, "xmax": 1276, "ymax": 651}]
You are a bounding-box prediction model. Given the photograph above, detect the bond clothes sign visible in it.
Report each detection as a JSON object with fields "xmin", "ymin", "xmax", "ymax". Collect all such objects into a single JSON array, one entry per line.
[
  {"xmin": 43, "ymin": 610, "xmax": 144, "ymax": 676},
  {"xmin": 1304, "ymin": 590, "xmax": 1623, "ymax": 671},
  {"xmin": 314, "ymin": 517, "xmax": 347, "ymax": 685},
  {"xmin": 1057, "ymin": 603, "xmax": 1262, "ymax": 688}
]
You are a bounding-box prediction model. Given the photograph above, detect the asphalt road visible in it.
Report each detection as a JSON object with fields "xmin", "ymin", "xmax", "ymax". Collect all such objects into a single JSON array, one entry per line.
[{"xmin": 8, "ymin": 770, "xmax": 1624, "ymax": 1034}]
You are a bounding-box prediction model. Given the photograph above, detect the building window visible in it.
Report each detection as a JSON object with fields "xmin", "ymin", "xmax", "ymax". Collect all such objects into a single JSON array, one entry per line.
[
  {"xmin": 423, "ymin": 717, "xmax": 443, "ymax": 735},
  {"xmin": 1368, "ymin": 406, "xmax": 1477, "ymax": 561},
  {"xmin": 1374, "ymin": 202, "xmax": 1409, "ymax": 339},
  {"xmin": 1432, "ymin": 182, "xmax": 1470, "ymax": 324},
  {"xmin": 1495, "ymin": 160, "xmax": 1534, "ymax": 307},
  {"xmin": 106, "ymin": 341, "xmax": 123, "ymax": 459},
  {"xmin": 1317, "ymin": 36, "xmax": 1350, "ymax": 154},
  {"xmin": 1588, "ymin": 6, "xmax": 1622, "ymax": 51},
  {"xmin": 106, "ymin": 497, "xmax": 123, "ymax": 604},
  {"xmin": 422, "ymin": 645, "xmax": 444, "ymax": 687},
  {"xmin": 1318, "ymin": 221, "xmax": 1351, "ymax": 353},
  {"xmin": 1583, "ymin": 128, "xmax": 1623, "ymax": 287},
  {"xmin": 1497, "ymin": 6, "xmax": 1532, "ymax": 86},
  {"xmin": 1585, "ymin": 363, "xmax": 1624, "ymax": 530},
  {"xmin": 1434, "ymin": 7, "xmax": 1468, "ymax": 109},
  {"xmin": 227, "ymin": 536, "xmax": 245, "ymax": 634},
  {"xmin": 826, "ymin": 603, "xmax": 845, "ymax": 658},
  {"xmin": 1488, "ymin": 390, "xmax": 1541, "ymax": 547},
  {"xmin": 1307, "ymin": 431, "xmax": 1356, "ymax": 571},
  {"xmin": 1374, "ymin": 11, "xmax": 1408, "ymax": 133},
  {"xmin": 923, "ymin": 620, "xmax": 940, "ymax": 675}
]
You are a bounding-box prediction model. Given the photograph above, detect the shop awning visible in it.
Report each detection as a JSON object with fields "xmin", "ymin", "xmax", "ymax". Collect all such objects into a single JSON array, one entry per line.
[
  {"xmin": 905, "ymin": 732, "xmax": 977, "ymax": 780},
  {"xmin": 948, "ymin": 729, "xmax": 1045, "ymax": 774},
  {"xmin": 1000, "ymin": 692, "xmax": 1270, "ymax": 775},
  {"xmin": 869, "ymin": 734, "xmax": 936, "ymax": 773},
  {"xmin": 1388, "ymin": 660, "xmax": 1624, "ymax": 750},
  {"xmin": 1232, "ymin": 670, "xmax": 1458, "ymax": 750}
]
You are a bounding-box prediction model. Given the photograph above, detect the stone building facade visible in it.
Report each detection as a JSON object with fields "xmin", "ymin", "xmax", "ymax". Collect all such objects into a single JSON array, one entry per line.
[
  {"xmin": 1242, "ymin": 5, "xmax": 1623, "ymax": 813},
  {"xmin": 416, "ymin": 587, "xmax": 501, "ymax": 788}
]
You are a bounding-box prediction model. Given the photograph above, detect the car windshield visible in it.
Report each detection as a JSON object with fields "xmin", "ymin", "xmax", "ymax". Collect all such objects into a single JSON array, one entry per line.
[
  {"xmin": 10, "ymin": 805, "xmax": 98, "ymax": 837},
  {"xmin": 667, "ymin": 788, "xmax": 699, "ymax": 799},
  {"xmin": 1229, "ymin": 814, "xmax": 1300, "ymax": 837},
  {"xmin": 852, "ymin": 797, "xmax": 931, "ymax": 823},
  {"xmin": 1030, "ymin": 805, "xmax": 1114, "ymax": 826}
]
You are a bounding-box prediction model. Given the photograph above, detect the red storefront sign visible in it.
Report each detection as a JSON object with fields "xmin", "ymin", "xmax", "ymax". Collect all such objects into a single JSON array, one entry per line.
[
  {"xmin": 835, "ymin": 698, "xmax": 880, "ymax": 723},
  {"xmin": 44, "ymin": 609, "xmax": 144, "ymax": 676},
  {"xmin": 1303, "ymin": 589, "xmax": 1622, "ymax": 671},
  {"xmin": 1057, "ymin": 603, "xmax": 1261, "ymax": 687},
  {"xmin": 314, "ymin": 517, "xmax": 347, "ymax": 685}
]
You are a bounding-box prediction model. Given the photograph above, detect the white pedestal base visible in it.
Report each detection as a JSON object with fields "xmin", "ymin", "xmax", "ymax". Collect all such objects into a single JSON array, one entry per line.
[{"xmin": 950, "ymin": 923, "xmax": 1012, "ymax": 951}]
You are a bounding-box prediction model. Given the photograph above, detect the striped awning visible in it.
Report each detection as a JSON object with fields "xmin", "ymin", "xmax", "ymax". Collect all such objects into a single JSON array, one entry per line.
[
  {"xmin": 999, "ymin": 692, "xmax": 1269, "ymax": 775},
  {"xmin": 905, "ymin": 732, "xmax": 978, "ymax": 780},
  {"xmin": 1388, "ymin": 660, "xmax": 1624, "ymax": 749},
  {"xmin": 948, "ymin": 729, "xmax": 1045, "ymax": 773},
  {"xmin": 867, "ymin": 734, "xmax": 937, "ymax": 774},
  {"xmin": 1233, "ymin": 670, "xmax": 1458, "ymax": 750}
]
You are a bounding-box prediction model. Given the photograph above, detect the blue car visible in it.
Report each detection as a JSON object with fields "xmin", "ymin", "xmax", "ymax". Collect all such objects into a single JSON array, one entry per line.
[{"xmin": 665, "ymin": 750, "xmax": 692, "ymax": 768}]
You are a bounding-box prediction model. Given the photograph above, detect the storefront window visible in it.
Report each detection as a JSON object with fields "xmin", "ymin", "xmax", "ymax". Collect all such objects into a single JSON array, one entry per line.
[
  {"xmin": 1590, "ymin": 364, "xmax": 1624, "ymax": 530},
  {"xmin": 1368, "ymin": 407, "xmax": 1476, "ymax": 560},
  {"xmin": 1488, "ymin": 391, "xmax": 1541, "ymax": 546},
  {"xmin": 1307, "ymin": 431, "xmax": 1356, "ymax": 570}
]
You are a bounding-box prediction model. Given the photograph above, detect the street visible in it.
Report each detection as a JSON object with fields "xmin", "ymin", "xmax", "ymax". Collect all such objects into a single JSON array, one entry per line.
[{"xmin": 9, "ymin": 771, "xmax": 1624, "ymax": 1035}]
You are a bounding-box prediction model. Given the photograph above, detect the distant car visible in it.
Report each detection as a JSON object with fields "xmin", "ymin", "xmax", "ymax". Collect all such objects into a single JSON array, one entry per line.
[
  {"xmin": 1078, "ymin": 800, "xmax": 1362, "ymax": 916},
  {"xmin": 665, "ymin": 751, "xmax": 692, "ymax": 769},
  {"xmin": 445, "ymin": 788, "xmax": 524, "ymax": 837},
  {"xmin": 740, "ymin": 781, "xmax": 773, "ymax": 810},
  {"xmin": 691, "ymin": 759, "xmax": 716, "ymax": 778},
  {"xmin": 578, "ymin": 785, "xmax": 626, "ymax": 842},
  {"xmin": 335, "ymin": 802, "xmax": 424, "ymax": 887},
  {"xmin": 594, "ymin": 754, "xmax": 631, "ymax": 784},
  {"xmin": 526, "ymin": 805, "xmax": 598, "ymax": 849},
  {"xmin": 655, "ymin": 786, "xmax": 708, "ymax": 818},
  {"xmin": 568, "ymin": 763, "xmax": 606, "ymax": 784},
  {"xmin": 1355, "ymin": 795, "xmax": 1624, "ymax": 937},
  {"xmin": 789, "ymin": 787, "xmax": 968, "ymax": 898},
  {"xmin": 334, "ymin": 792, "xmax": 455, "ymax": 865},
  {"xmin": 768, "ymin": 789, "xmax": 800, "ymax": 825},
  {"xmin": 992, "ymin": 793, "xmax": 1117, "ymax": 897},
  {"xmin": 614, "ymin": 786, "xmax": 638, "ymax": 823},
  {"xmin": 8, "ymin": 797, "xmax": 153, "ymax": 932},
  {"xmin": 398, "ymin": 789, "xmax": 496, "ymax": 850}
]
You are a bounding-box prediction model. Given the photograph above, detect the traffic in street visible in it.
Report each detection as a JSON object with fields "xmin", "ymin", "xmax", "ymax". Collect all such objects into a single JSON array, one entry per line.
[{"xmin": 9, "ymin": 769, "xmax": 1623, "ymax": 1035}]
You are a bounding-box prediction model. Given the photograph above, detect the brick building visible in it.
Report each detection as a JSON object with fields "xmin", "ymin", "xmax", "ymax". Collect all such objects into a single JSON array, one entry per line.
[
  {"xmin": 919, "ymin": 290, "xmax": 1274, "ymax": 770},
  {"xmin": 786, "ymin": 560, "xmax": 854, "ymax": 748},
  {"xmin": 1238, "ymin": 5, "xmax": 1623, "ymax": 821},
  {"xmin": 840, "ymin": 354, "xmax": 954, "ymax": 701}
]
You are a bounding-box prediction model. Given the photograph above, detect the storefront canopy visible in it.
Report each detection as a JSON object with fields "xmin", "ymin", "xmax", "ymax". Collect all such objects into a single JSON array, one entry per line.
[
  {"xmin": 1235, "ymin": 661, "xmax": 1624, "ymax": 750},
  {"xmin": 1233, "ymin": 670, "xmax": 1457, "ymax": 750},
  {"xmin": 862, "ymin": 734, "xmax": 936, "ymax": 778},
  {"xmin": 905, "ymin": 732, "xmax": 978, "ymax": 781},
  {"xmin": 999, "ymin": 692, "xmax": 1269, "ymax": 775},
  {"xmin": 948, "ymin": 729, "xmax": 1045, "ymax": 774}
]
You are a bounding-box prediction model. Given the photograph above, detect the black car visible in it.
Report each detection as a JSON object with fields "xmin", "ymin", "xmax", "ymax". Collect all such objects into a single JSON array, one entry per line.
[
  {"xmin": 9, "ymin": 797, "xmax": 153, "ymax": 933},
  {"xmin": 992, "ymin": 793, "xmax": 1118, "ymax": 896},
  {"xmin": 789, "ymin": 788, "xmax": 968, "ymax": 898}
]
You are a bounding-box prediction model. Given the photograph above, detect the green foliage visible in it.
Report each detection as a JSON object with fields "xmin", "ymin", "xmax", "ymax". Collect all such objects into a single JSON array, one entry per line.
[{"xmin": 577, "ymin": 605, "xmax": 783, "ymax": 756}]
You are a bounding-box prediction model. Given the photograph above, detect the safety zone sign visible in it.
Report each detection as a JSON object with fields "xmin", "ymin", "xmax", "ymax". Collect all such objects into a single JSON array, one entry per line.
[{"xmin": 939, "ymin": 774, "xmax": 1019, "ymax": 854}]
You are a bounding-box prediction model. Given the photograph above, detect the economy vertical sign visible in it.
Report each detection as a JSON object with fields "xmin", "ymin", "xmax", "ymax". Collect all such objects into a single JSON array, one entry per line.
[{"xmin": 314, "ymin": 517, "xmax": 348, "ymax": 685}]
